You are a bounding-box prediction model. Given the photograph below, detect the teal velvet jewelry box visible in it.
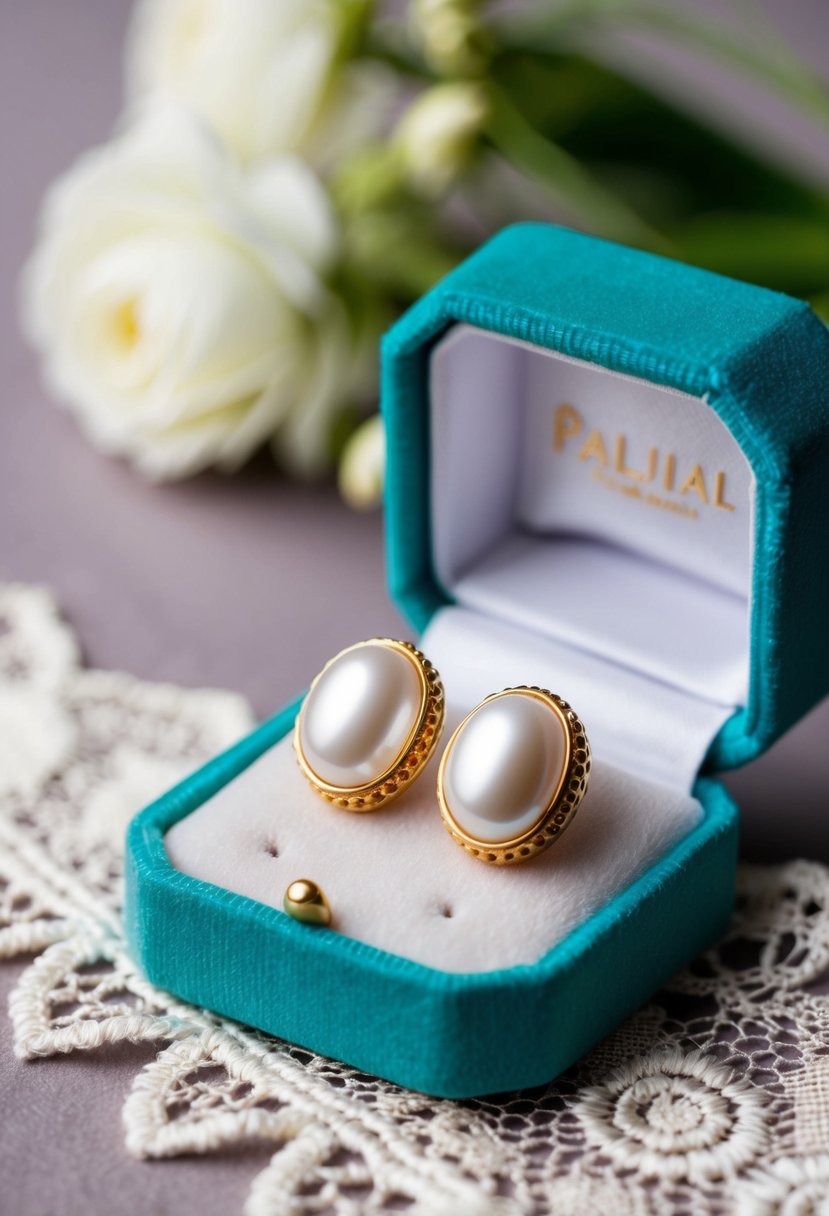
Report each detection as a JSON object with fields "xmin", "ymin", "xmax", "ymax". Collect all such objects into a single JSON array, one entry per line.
[{"xmin": 124, "ymin": 223, "xmax": 829, "ymax": 1099}]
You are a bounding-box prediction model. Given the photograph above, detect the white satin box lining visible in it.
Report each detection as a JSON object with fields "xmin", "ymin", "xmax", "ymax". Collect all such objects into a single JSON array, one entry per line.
[{"xmin": 429, "ymin": 324, "xmax": 755, "ymax": 784}]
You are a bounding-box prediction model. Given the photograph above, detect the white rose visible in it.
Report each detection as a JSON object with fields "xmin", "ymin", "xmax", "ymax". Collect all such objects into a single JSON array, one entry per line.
[
  {"xmin": 21, "ymin": 104, "xmax": 354, "ymax": 481},
  {"xmin": 126, "ymin": 0, "xmax": 396, "ymax": 166}
]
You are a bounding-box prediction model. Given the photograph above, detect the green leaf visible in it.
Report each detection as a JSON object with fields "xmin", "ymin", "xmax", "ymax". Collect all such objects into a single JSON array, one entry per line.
[
  {"xmin": 807, "ymin": 290, "xmax": 829, "ymax": 323},
  {"xmin": 485, "ymin": 82, "xmax": 670, "ymax": 248},
  {"xmin": 500, "ymin": 0, "xmax": 829, "ymax": 127},
  {"xmin": 670, "ymin": 213, "xmax": 829, "ymax": 295}
]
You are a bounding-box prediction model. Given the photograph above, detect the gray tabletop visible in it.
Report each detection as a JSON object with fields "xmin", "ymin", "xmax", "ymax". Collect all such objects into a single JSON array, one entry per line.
[{"xmin": 2, "ymin": 2, "xmax": 829, "ymax": 1213}]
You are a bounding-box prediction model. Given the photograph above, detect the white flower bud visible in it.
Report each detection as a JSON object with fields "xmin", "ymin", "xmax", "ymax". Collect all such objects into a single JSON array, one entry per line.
[
  {"xmin": 412, "ymin": 0, "xmax": 489, "ymax": 76},
  {"xmin": 396, "ymin": 83, "xmax": 488, "ymax": 197},
  {"xmin": 339, "ymin": 414, "xmax": 385, "ymax": 510}
]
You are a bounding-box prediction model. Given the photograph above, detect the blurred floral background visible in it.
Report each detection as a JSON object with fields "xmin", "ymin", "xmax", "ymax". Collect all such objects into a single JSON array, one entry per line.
[{"xmin": 20, "ymin": 0, "xmax": 829, "ymax": 509}]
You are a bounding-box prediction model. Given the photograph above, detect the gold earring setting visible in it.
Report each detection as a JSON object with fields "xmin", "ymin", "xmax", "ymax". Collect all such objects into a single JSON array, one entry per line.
[
  {"xmin": 437, "ymin": 687, "xmax": 590, "ymax": 865},
  {"xmin": 294, "ymin": 638, "xmax": 444, "ymax": 811}
]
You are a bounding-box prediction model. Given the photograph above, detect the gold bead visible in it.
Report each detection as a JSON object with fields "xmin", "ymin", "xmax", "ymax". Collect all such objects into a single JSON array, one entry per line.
[{"xmin": 283, "ymin": 879, "xmax": 332, "ymax": 927}]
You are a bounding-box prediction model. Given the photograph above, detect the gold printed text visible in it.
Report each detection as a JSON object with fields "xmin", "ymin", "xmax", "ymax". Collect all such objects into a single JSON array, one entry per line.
[{"xmin": 552, "ymin": 403, "xmax": 736, "ymax": 514}]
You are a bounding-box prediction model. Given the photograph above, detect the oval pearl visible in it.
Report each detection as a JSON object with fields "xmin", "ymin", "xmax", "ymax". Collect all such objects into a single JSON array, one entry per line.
[
  {"xmin": 299, "ymin": 642, "xmax": 423, "ymax": 788},
  {"xmin": 442, "ymin": 693, "xmax": 566, "ymax": 844}
]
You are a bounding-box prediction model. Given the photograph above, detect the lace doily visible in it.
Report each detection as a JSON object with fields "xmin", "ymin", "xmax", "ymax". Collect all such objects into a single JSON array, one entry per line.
[{"xmin": 2, "ymin": 582, "xmax": 829, "ymax": 1215}]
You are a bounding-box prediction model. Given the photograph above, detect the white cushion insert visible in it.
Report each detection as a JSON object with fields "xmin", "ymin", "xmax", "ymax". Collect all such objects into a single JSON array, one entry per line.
[{"xmin": 166, "ymin": 692, "xmax": 701, "ymax": 975}]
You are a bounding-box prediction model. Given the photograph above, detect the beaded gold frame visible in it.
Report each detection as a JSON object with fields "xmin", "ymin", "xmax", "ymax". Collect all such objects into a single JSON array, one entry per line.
[
  {"xmin": 437, "ymin": 687, "xmax": 591, "ymax": 865},
  {"xmin": 294, "ymin": 638, "xmax": 445, "ymax": 811}
]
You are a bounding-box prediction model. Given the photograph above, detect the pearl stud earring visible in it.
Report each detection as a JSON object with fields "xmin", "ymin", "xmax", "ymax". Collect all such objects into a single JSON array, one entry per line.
[
  {"xmin": 437, "ymin": 687, "xmax": 590, "ymax": 864},
  {"xmin": 294, "ymin": 639, "xmax": 444, "ymax": 811}
]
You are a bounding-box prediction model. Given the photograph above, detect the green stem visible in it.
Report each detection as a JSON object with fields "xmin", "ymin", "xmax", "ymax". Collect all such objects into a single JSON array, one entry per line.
[
  {"xmin": 485, "ymin": 83, "xmax": 670, "ymax": 249},
  {"xmin": 501, "ymin": 0, "xmax": 829, "ymax": 129}
]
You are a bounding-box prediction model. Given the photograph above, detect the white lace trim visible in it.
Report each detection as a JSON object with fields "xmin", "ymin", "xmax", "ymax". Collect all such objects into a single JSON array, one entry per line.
[{"xmin": 1, "ymin": 582, "xmax": 828, "ymax": 1214}]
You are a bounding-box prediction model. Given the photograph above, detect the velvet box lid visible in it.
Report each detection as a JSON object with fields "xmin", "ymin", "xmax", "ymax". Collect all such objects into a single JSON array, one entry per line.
[
  {"xmin": 382, "ymin": 221, "xmax": 829, "ymax": 770},
  {"xmin": 124, "ymin": 223, "xmax": 829, "ymax": 1098}
]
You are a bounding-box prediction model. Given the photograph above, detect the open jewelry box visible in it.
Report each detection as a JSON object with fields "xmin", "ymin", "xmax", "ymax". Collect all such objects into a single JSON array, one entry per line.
[{"xmin": 125, "ymin": 223, "xmax": 829, "ymax": 1098}]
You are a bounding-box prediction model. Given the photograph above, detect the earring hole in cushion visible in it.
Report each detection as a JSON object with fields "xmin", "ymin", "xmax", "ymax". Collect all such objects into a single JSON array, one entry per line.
[
  {"xmin": 263, "ymin": 840, "xmax": 280, "ymax": 858},
  {"xmin": 439, "ymin": 903, "xmax": 453, "ymax": 919}
]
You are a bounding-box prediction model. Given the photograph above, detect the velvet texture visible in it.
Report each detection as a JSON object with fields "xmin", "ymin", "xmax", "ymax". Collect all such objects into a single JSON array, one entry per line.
[
  {"xmin": 125, "ymin": 222, "xmax": 828, "ymax": 1096},
  {"xmin": 382, "ymin": 222, "xmax": 829, "ymax": 767},
  {"xmin": 125, "ymin": 702, "xmax": 737, "ymax": 1097}
]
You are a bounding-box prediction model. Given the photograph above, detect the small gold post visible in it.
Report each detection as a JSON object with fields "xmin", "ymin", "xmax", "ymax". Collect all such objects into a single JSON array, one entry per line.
[{"xmin": 283, "ymin": 879, "xmax": 332, "ymax": 927}]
